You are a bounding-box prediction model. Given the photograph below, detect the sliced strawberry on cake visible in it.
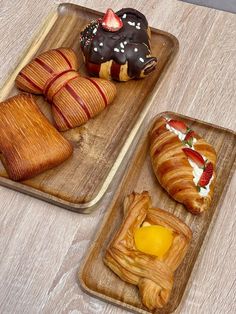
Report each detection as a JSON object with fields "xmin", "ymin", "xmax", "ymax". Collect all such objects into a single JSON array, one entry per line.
[{"xmin": 101, "ymin": 9, "xmax": 123, "ymax": 32}]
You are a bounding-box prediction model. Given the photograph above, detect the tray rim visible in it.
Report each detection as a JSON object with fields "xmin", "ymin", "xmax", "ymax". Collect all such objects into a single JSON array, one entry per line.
[
  {"xmin": 78, "ymin": 110, "xmax": 236, "ymax": 313},
  {"xmin": 0, "ymin": 3, "xmax": 179, "ymax": 212}
]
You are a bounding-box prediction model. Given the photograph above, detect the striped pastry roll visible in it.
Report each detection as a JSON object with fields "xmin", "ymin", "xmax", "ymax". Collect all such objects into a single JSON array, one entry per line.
[
  {"xmin": 80, "ymin": 8, "xmax": 157, "ymax": 81},
  {"xmin": 104, "ymin": 191, "xmax": 192, "ymax": 310},
  {"xmin": 150, "ymin": 117, "xmax": 217, "ymax": 214},
  {"xmin": 15, "ymin": 48, "xmax": 117, "ymax": 131},
  {"xmin": 0, "ymin": 94, "xmax": 73, "ymax": 181}
]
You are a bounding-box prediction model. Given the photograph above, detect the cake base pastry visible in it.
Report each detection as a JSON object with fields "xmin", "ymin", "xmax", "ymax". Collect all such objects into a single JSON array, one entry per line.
[
  {"xmin": 80, "ymin": 8, "xmax": 157, "ymax": 81},
  {"xmin": 16, "ymin": 48, "xmax": 117, "ymax": 131},
  {"xmin": 104, "ymin": 191, "xmax": 192, "ymax": 310},
  {"xmin": 150, "ymin": 117, "xmax": 217, "ymax": 214},
  {"xmin": 0, "ymin": 94, "xmax": 73, "ymax": 181}
]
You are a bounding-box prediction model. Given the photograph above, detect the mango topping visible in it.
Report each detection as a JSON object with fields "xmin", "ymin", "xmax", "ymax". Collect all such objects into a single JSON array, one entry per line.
[{"xmin": 134, "ymin": 224, "xmax": 173, "ymax": 258}]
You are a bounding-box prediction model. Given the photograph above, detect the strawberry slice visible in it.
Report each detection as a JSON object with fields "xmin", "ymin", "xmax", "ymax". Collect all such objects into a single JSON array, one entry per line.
[
  {"xmin": 168, "ymin": 120, "xmax": 188, "ymax": 134},
  {"xmin": 184, "ymin": 130, "xmax": 195, "ymax": 147},
  {"xmin": 182, "ymin": 148, "xmax": 205, "ymax": 168},
  {"xmin": 198, "ymin": 162, "xmax": 213, "ymax": 187},
  {"xmin": 101, "ymin": 9, "xmax": 123, "ymax": 32},
  {"xmin": 185, "ymin": 130, "xmax": 195, "ymax": 141}
]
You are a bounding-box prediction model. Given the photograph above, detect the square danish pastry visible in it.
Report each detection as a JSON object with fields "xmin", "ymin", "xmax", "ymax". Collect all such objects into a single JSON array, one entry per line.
[{"xmin": 104, "ymin": 191, "xmax": 192, "ymax": 310}]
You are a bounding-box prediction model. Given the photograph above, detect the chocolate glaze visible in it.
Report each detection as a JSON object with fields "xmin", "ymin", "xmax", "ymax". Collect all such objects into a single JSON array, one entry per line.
[{"xmin": 80, "ymin": 8, "xmax": 157, "ymax": 79}]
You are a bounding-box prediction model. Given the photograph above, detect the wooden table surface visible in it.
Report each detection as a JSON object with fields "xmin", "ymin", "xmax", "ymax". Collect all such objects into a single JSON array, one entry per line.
[{"xmin": 0, "ymin": 1, "xmax": 235, "ymax": 313}]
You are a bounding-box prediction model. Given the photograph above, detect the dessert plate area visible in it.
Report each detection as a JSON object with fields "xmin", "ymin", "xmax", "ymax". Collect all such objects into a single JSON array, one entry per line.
[
  {"xmin": 79, "ymin": 112, "xmax": 236, "ymax": 313},
  {"xmin": 0, "ymin": 4, "xmax": 178, "ymax": 212}
]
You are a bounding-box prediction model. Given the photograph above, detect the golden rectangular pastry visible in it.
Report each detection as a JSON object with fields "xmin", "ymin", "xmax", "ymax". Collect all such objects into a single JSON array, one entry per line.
[
  {"xmin": 0, "ymin": 94, "xmax": 73, "ymax": 181},
  {"xmin": 104, "ymin": 191, "xmax": 192, "ymax": 310}
]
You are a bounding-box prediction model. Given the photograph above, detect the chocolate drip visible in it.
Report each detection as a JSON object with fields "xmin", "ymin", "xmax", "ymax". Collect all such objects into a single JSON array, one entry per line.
[{"xmin": 80, "ymin": 8, "xmax": 157, "ymax": 79}]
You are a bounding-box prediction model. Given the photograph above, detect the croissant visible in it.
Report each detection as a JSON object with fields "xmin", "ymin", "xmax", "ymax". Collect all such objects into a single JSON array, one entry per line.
[
  {"xmin": 80, "ymin": 8, "xmax": 157, "ymax": 81},
  {"xmin": 104, "ymin": 191, "xmax": 192, "ymax": 310},
  {"xmin": 0, "ymin": 94, "xmax": 73, "ymax": 181},
  {"xmin": 150, "ymin": 117, "xmax": 217, "ymax": 214},
  {"xmin": 15, "ymin": 48, "xmax": 117, "ymax": 131}
]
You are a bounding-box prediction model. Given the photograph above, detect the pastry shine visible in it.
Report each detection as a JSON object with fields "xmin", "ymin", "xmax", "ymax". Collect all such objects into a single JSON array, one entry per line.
[
  {"xmin": 104, "ymin": 191, "xmax": 192, "ymax": 310},
  {"xmin": 15, "ymin": 48, "xmax": 117, "ymax": 131},
  {"xmin": 0, "ymin": 94, "xmax": 73, "ymax": 181},
  {"xmin": 150, "ymin": 117, "xmax": 217, "ymax": 214},
  {"xmin": 80, "ymin": 8, "xmax": 157, "ymax": 81}
]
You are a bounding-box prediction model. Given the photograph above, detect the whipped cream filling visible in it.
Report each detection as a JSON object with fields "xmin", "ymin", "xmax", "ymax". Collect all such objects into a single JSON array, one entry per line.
[
  {"xmin": 165, "ymin": 120, "xmax": 212, "ymax": 197},
  {"xmin": 188, "ymin": 159, "xmax": 214, "ymax": 197},
  {"xmin": 166, "ymin": 123, "xmax": 185, "ymax": 141}
]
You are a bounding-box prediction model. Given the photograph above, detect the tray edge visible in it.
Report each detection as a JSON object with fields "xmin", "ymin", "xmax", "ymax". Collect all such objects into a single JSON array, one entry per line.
[
  {"xmin": 0, "ymin": 4, "xmax": 180, "ymax": 211},
  {"xmin": 78, "ymin": 111, "xmax": 236, "ymax": 311}
]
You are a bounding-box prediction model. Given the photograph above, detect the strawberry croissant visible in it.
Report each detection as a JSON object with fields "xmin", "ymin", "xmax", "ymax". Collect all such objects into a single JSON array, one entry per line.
[
  {"xmin": 150, "ymin": 117, "xmax": 217, "ymax": 214},
  {"xmin": 16, "ymin": 48, "xmax": 117, "ymax": 131}
]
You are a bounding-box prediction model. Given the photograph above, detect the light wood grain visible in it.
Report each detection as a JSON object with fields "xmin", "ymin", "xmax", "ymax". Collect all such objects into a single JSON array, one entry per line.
[
  {"xmin": 0, "ymin": 4, "xmax": 178, "ymax": 210},
  {"xmin": 79, "ymin": 113, "xmax": 236, "ymax": 313},
  {"xmin": 0, "ymin": 1, "xmax": 235, "ymax": 314}
]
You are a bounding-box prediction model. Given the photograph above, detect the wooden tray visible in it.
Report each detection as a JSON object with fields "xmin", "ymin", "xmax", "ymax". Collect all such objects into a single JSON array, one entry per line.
[
  {"xmin": 79, "ymin": 112, "xmax": 236, "ymax": 313},
  {"xmin": 0, "ymin": 4, "xmax": 178, "ymax": 212}
]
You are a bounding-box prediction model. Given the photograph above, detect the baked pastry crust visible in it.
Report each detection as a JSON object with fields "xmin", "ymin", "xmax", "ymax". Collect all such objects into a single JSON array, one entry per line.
[
  {"xmin": 15, "ymin": 48, "xmax": 117, "ymax": 131},
  {"xmin": 150, "ymin": 117, "xmax": 217, "ymax": 214},
  {"xmin": 104, "ymin": 191, "xmax": 192, "ymax": 310},
  {"xmin": 0, "ymin": 94, "xmax": 73, "ymax": 181},
  {"xmin": 80, "ymin": 8, "xmax": 157, "ymax": 81}
]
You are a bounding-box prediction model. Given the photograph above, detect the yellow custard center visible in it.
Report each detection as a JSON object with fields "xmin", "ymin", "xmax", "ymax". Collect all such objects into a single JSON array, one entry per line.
[{"xmin": 134, "ymin": 224, "xmax": 173, "ymax": 258}]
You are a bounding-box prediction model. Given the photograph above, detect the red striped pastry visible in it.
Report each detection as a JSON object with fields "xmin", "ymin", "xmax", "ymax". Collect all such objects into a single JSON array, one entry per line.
[
  {"xmin": 150, "ymin": 117, "xmax": 217, "ymax": 214},
  {"xmin": 15, "ymin": 48, "xmax": 117, "ymax": 131},
  {"xmin": 0, "ymin": 94, "xmax": 73, "ymax": 181}
]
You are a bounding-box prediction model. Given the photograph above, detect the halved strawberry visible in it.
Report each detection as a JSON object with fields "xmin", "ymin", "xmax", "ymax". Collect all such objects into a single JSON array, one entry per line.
[
  {"xmin": 168, "ymin": 120, "xmax": 188, "ymax": 134},
  {"xmin": 101, "ymin": 9, "xmax": 123, "ymax": 32},
  {"xmin": 198, "ymin": 162, "xmax": 213, "ymax": 187},
  {"xmin": 182, "ymin": 148, "xmax": 205, "ymax": 168},
  {"xmin": 184, "ymin": 130, "xmax": 195, "ymax": 147}
]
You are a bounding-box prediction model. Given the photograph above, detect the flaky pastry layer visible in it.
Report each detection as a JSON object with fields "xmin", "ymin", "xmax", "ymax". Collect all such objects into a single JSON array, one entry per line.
[{"xmin": 104, "ymin": 191, "xmax": 192, "ymax": 310}]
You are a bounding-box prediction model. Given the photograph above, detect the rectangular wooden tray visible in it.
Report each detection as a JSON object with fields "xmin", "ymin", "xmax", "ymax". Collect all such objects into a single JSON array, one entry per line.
[
  {"xmin": 79, "ymin": 112, "xmax": 236, "ymax": 313},
  {"xmin": 0, "ymin": 4, "xmax": 178, "ymax": 212}
]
